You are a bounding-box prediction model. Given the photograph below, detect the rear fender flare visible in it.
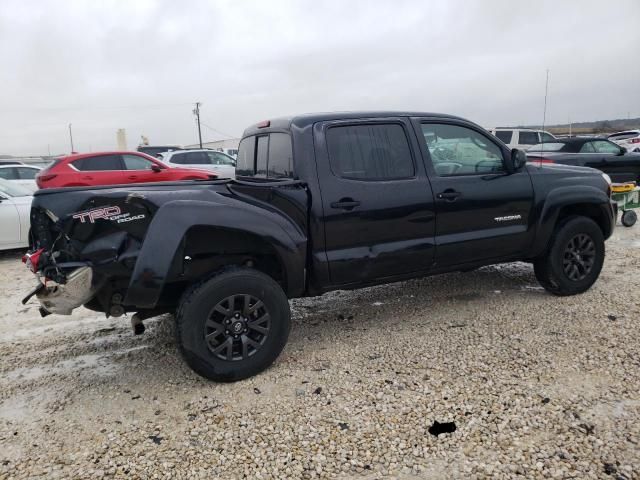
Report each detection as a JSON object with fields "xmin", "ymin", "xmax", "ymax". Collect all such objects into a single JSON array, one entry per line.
[{"xmin": 123, "ymin": 200, "xmax": 307, "ymax": 308}]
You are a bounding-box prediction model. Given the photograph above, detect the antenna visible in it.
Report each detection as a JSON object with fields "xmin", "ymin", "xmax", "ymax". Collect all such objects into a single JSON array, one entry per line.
[{"xmin": 538, "ymin": 69, "xmax": 550, "ymax": 167}]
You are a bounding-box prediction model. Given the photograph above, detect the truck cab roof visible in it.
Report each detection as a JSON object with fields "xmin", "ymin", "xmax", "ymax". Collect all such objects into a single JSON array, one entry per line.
[{"xmin": 242, "ymin": 111, "xmax": 466, "ymax": 136}]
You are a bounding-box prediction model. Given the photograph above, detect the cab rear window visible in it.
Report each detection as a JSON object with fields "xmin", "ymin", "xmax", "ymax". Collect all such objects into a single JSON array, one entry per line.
[{"xmin": 236, "ymin": 133, "xmax": 294, "ymax": 179}]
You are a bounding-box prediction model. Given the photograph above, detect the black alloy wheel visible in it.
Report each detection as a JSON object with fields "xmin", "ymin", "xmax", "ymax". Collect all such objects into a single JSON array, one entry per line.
[
  {"xmin": 205, "ymin": 294, "xmax": 271, "ymax": 361},
  {"xmin": 562, "ymin": 233, "xmax": 596, "ymax": 281}
]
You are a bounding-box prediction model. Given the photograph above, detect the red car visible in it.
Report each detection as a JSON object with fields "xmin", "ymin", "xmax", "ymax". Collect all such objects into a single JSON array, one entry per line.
[{"xmin": 36, "ymin": 151, "xmax": 216, "ymax": 189}]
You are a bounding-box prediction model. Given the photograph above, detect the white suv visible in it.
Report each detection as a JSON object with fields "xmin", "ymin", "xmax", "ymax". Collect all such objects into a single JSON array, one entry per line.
[
  {"xmin": 160, "ymin": 149, "xmax": 236, "ymax": 179},
  {"xmin": 487, "ymin": 128, "xmax": 556, "ymax": 150},
  {"xmin": 608, "ymin": 130, "xmax": 640, "ymax": 153}
]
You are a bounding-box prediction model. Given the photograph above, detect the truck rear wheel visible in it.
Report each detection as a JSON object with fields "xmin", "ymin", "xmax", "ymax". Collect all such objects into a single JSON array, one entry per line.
[
  {"xmin": 176, "ymin": 268, "xmax": 291, "ymax": 381},
  {"xmin": 533, "ymin": 216, "xmax": 605, "ymax": 296}
]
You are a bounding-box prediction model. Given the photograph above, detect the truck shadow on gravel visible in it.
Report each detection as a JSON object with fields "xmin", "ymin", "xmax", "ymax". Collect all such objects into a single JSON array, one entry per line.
[{"xmin": 104, "ymin": 261, "xmax": 540, "ymax": 384}]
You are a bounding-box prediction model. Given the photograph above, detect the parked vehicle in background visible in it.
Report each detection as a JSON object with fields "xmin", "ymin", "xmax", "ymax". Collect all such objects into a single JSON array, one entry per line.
[
  {"xmin": 0, "ymin": 160, "xmax": 24, "ymax": 165},
  {"xmin": 161, "ymin": 149, "xmax": 236, "ymax": 178},
  {"xmin": 608, "ymin": 130, "xmax": 640, "ymax": 153},
  {"xmin": 24, "ymin": 111, "xmax": 615, "ymax": 381},
  {"xmin": 527, "ymin": 137, "xmax": 640, "ymax": 183},
  {"xmin": 0, "ymin": 164, "xmax": 41, "ymax": 192},
  {"xmin": 487, "ymin": 128, "xmax": 556, "ymax": 150},
  {"xmin": 35, "ymin": 152, "xmax": 216, "ymax": 189},
  {"xmin": 216, "ymin": 148, "xmax": 238, "ymax": 158},
  {"xmin": 137, "ymin": 145, "xmax": 183, "ymax": 158},
  {"xmin": 0, "ymin": 179, "xmax": 32, "ymax": 250}
]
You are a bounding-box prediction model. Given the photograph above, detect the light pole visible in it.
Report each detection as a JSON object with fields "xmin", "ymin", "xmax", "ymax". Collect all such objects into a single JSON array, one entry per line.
[
  {"xmin": 68, "ymin": 123, "xmax": 75, "ymax": 152},
  {"xmin": 193, "ymin": 102, "xmax": 203, "ymax": 148}
]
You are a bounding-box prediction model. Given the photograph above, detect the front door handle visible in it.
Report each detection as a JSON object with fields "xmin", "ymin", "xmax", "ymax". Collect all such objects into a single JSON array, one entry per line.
[
  {"xmin": 437, "ymin": 189, "xmax": 461, "ymax": 201},
  {"xmin": 330, "ymin": 198, "xmax": 361, "ymax": 210},
  {"xmin": 128, "ymin": 175, "xmax": 138, "ymax": 180}
]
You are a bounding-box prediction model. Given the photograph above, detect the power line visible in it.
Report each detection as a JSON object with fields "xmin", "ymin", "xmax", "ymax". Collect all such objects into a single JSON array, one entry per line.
[{"xmin": 200, "ymin": 121, "xmax": 236, "ymax": 139}]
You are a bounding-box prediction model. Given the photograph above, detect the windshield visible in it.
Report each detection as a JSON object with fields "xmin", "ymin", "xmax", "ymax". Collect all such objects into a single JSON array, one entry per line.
[
  {"xmin": 0, "ymin": 178, "xmax": 32, "ymax": 197},
  {"xmin": 529, "ymin": 143, "xmax": 565, "ymax": 152}
]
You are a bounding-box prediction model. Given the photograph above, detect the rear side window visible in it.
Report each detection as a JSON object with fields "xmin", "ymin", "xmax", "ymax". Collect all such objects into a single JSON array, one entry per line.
[
  {"xmin": 73, "ymin": 155, "xmax": 122, "ymax": 171},
  {"xmin": 326, "ymin": 124, "xmax": 414, "ymax": 180},
  {"xmin": 16, "ymin": 167, "xmax": 38, "ymax": 179},
  {"xmin": 518, "ymin": 131, "xmax": 538, "ymax": 145},
  {"xmin": 267, "ymin": 133, "xmax": 294, "ymax": 178},
  {"xmin": 495, "ymin": 130, "xmax": 513, "ymax": 143}
]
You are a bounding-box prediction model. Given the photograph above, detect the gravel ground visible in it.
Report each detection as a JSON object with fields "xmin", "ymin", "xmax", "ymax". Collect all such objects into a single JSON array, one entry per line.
[{"xmin": 0, "ymin": 227, "xmax": 639, "ymax": 479}]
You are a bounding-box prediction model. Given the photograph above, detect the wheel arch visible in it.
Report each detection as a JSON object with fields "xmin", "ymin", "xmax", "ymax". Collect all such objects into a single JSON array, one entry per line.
[
  {"xmin": 123, "ymin": 200, "xmax": 307, "ymax": 309},
  {"xmin": 531, "ymin": 185, "xmax": 614, "ymax": 257}
]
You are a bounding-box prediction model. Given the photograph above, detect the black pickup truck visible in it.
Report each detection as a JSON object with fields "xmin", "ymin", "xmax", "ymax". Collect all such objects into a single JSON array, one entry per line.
[{"xmin": 23, "ymin": 112, "xmax": 616, "ymax": 381}]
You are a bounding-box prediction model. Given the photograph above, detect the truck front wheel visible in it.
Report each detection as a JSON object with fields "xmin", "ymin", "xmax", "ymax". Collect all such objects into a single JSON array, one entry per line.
[
  {"xmin": 176, "ymin": 268, "xmax": 291, "ymax": 381},
  {"xmin": 533, "ymin": 216, "xmax": 605, "ymax": 296}
]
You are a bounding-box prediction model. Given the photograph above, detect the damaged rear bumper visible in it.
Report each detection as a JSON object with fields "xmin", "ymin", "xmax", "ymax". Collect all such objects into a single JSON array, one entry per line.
[{"xmin": 29, "ymin": 267, "xmax": 98, "ymax": 315}]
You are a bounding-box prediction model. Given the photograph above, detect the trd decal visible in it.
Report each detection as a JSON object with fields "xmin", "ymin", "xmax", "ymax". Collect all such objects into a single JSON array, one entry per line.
[
  {"xmin": 494, "ymin": 214, "xmax": 522, "ymax": 222},
  {"xmin": 72, "ymin": 206, "xmax": 146, "ymax": 224},
  {"xmin": 72, "ymin": 206, "xmax": 122, "ymax": 223}
]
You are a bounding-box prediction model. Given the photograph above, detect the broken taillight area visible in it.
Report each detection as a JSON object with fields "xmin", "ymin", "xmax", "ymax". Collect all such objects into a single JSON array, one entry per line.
[{"xmin": 22, "ymin": 248, "xmax": 45, "ymax": 273}]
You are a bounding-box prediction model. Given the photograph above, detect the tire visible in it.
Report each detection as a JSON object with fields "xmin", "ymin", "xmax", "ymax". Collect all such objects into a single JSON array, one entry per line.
[
  {"xmin": 176, "ymin": 268, "xmax": 291, "ymax": 382},
  {"xmin": 533, "ymin": 216, "xmax": 605, "ymax": 296},
  {"xmin": 621, "ymin": 210, "xmax": 637, "ymax": 227}
]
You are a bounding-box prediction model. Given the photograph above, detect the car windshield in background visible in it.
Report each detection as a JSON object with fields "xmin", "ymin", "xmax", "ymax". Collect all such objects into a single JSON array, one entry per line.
[
  {"xmin": 0, "ymin": 178, "xmax": 32, "ymax": 197},
  {"xmin": 529, "ymin": 143, "xmax": 566, "ymax": 152}
]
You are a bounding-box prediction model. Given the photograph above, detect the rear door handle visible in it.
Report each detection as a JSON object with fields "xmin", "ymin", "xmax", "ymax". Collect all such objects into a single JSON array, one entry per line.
[
  {"xmin": 128, "ymin": 176, "xmax": 138, "ymax": 180},
  {"xmin": 437, "ymin": 190, "xmax": 461, "ymax": 201},
  {"xmin": 330, "ymin": 198, "xmax": 361, "ymax": 210}
]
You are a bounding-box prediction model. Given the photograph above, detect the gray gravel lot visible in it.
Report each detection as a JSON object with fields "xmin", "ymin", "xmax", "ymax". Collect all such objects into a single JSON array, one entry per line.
[{"xmin": 0, "ymin": 227, "xmax": 639, "ymax": 479}]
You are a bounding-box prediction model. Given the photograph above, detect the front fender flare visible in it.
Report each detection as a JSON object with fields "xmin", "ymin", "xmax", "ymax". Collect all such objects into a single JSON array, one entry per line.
[
  {"xmin": 531, "ymin": 185, "xmax": 613, "ymax": 257},
  {"xmin": 123, "ymin": 200, "xmax": 307, "ymax": 308}
]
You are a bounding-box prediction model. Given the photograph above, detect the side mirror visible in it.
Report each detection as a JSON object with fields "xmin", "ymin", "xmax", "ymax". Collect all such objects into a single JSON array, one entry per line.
[
  {"xmin": 151, "ymin": 164, "xmax": 163, "ymax": 172},
  {"xmin": 618, "ymin": 147, "xmax": 627, "ymax": 155},
  {"xmin": 509, "ymin": 149, "xmax": 527, "ymax": 172}
]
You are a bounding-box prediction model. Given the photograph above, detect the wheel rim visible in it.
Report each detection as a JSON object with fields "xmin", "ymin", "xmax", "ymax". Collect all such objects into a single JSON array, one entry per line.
[
  {"xmin": 204, "ymin": 294, "xmax": 271, "ymax": 361},
  {"xmin": 562, "ymin": 233, "xmax": 596, "ymax": 281}
]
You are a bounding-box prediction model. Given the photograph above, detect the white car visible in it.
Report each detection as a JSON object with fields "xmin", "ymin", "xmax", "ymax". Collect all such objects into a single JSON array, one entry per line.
[
  {"xmin": 0, "ymin": 164, "xmax": 41, "ymax": 192},
  {"xmin": 0, "ymin": 179, "xmax": 32, "ymax": 250},
  {"xmin": 608, "ymin": 130, "xmax": 640, "ymax": 153},
  {"xmin": 487, "ymin": 128, "xmax": 557, "ymax": 150},
  {"xmin": 161, "ymin": 149, "xmax": 236, "ymax": 179}
]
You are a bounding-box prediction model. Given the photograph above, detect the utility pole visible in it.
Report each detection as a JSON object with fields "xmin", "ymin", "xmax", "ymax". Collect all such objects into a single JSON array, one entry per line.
[
  {"xmin": 541, "ymin": 69, "xmax": 549, "ymax": 133},
  {"xmin": 68, "ymin": 123, "xmax": 75, "ymax": 152},
  {"xmin": 193, "ymin": 102, "xmax": 203, "ymax": 148}
]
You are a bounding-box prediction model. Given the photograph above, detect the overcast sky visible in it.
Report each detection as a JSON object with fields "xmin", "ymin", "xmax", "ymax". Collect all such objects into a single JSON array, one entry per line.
[{"xmin": 0, "ymin": 0, "xmax": 638, "ymax": 155}]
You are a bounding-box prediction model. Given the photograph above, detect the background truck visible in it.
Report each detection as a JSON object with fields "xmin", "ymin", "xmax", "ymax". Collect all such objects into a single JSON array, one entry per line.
[{"xmin": 24, "ymin": 112, "xmax": 616, "ymax": 381}]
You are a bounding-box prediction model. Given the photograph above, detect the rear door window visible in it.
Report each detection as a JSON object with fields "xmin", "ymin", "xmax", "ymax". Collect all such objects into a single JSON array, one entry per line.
[
  {"xmin": 326, "ymin": 124, "xmax": 414, "ymax": 180},
  {"xmin": 73, "ymin": 155, "xmax": 123, "ymax": 171},
  {"xmin": 207, "ymin": 152, "xmax": 235, "ymax": 166},
  {"xmin": 518, "ymin": 131, "xmax": 539, "ymax": 145},
  {"xmin": 0, "ymin": 167, "xmax": 17, "ymax": 179},
  {"xmin": 495, "ymin": 130, "xmax": 513, "ymax": 143},
  {"xmin": 579, "ymin": 142, "xmax": 596, "ymax": 153}
]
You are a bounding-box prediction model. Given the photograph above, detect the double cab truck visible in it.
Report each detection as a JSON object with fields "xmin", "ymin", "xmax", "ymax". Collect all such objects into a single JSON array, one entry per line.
[{"xmin": 23, "ymin": 112, "xmax": 616, "ymax": 381}]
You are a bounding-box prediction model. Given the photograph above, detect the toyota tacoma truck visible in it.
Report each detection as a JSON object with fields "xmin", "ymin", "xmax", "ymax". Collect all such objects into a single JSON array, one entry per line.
[{"xmin": 22, "ymin": 112, "xmax": 616, "ymax": 381}]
